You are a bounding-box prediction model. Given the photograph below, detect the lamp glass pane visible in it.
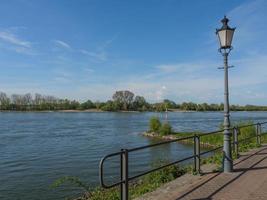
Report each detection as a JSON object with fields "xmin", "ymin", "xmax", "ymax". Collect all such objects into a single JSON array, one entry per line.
[
  {"xmin": 226, "ymin": 29, "xmax": 234, "ymax": 47},
  {"xmin": 218, "ymin": 30, "xmax": 226, "ymax": 48}
]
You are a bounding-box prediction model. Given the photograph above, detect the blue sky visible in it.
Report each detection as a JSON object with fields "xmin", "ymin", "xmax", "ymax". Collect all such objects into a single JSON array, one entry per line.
[{"xmin": 0, "ymin": 0, "xmax": 267, "ymax": 105}]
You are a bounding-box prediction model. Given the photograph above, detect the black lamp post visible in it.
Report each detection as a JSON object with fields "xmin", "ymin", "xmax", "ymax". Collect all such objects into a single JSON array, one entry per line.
[{"xmin": 216, "ymin": 16, "xmax": 235, "ymax": 173}]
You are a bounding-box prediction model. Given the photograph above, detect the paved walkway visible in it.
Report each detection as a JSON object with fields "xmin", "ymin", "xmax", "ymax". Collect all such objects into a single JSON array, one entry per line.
[{"xmin": 137, "ymin": 145, "xmax": 267, "ymax": 200}]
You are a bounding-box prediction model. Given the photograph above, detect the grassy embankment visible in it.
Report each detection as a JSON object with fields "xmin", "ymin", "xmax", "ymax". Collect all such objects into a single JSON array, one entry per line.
[{"xmin": 53, "ymin": 118, "xmax": 267, "ymax": 200}]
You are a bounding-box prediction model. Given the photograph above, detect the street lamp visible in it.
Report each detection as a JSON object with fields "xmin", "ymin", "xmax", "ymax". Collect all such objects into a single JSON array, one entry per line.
[{"xmin": 216, "ymin": 16, "xmax": 235, "ymax": 173}]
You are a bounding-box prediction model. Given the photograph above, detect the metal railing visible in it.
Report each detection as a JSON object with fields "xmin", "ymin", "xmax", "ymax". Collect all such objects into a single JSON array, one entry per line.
[{"xmin": 99, "ymin": 121, "xmax": 267, "ymax": 200}]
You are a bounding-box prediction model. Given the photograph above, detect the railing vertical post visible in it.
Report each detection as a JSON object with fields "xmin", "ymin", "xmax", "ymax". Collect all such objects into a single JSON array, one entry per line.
[
  {"xmin": 256, "ymin": 123, "xmax": 262, "ymax": 145},
  {"xmin": 120, "ymin": 150, "xmax": 123, "ymax": 200},
  {"xmin": 233, "ymin": 127, "xmax": 239, "ymax": 158},
  {"xmin": 120, "ymin": 149, "xmax": 129, "ymax": 200},
  {"xmin": 194, "ymin": 134, "xmax": 200, "ymax": 174}
]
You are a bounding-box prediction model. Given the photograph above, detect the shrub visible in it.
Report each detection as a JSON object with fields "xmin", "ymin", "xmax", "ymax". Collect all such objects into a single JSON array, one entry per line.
[
  {"xmin": 149, "ymin": 117, "xmax": 161, "ymax": 132},
  {"xmin": 159, "ymin": 122, "xmax": 172, "ymax": 136}
]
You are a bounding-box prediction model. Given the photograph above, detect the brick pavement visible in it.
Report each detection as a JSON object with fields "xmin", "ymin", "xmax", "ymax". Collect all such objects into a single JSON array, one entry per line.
[{"xmin": 137, "ymin": 145, "xmax": 267, "ymax": 200}]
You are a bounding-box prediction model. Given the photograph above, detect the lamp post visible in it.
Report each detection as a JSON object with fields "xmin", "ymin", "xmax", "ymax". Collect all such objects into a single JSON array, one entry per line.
[{"xmin": 216, "ymin": 16, "xmax": 235, "ymax": 173}]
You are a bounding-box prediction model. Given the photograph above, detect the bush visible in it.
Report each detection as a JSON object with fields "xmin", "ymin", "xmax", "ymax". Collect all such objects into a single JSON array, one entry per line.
[
  {"xmin": 149, "ymin": 117, "xmax": 161, "ymax": 132},
  {"xmin": 159, "ymin": 122, "xmax": 172, "ymax": 136}
]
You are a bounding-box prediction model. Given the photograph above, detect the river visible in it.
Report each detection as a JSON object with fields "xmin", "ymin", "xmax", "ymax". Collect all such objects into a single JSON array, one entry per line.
[{"xmin": 1, "ymin": 111, "xmax": 267, "ymax": 200}]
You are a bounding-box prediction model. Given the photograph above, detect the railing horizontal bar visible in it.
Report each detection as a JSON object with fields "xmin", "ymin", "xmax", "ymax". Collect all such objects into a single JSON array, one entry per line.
[
  {"xmin": 238, "ymin": 124, "xmax": 257, "ymax": 129},
  {"xmin": 104, "ymin": 151, "xmax": 122, "ymax": 158},
  {"xmin": 129, "ymin": 155, "xmax": 195, "ymax": 181},
  {"xmin": 200, "ymin": 145, "xmax": 223, "ymax": 156},
  {"xmin": 128, "ymin": 136, "xmax": 195, "ymax": 152},
  {"xmin": 236, "ymin": 121, "xmax": 267, "ymax": 129}
]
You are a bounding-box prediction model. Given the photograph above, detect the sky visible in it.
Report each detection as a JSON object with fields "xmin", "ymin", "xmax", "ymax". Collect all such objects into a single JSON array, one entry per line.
[{"xmin": 0, "ymin": 0, "xmax": 267, "ymax": 105}]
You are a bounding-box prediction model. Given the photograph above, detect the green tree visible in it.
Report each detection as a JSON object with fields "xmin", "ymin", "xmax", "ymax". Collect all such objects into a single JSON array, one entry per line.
[
  {"xmin": 80, "ymin": 100, "xmax": 95, "ymax": 110},
  {"xmin": 0, "ymin": 92, "xmax": 10, "ymax": 110},
  {"xmin": 163, "ymin": 99, "xmax": 176, "ymax": 109},
  {"xmin": 112, "ymin": 90, "xmax": 134, "ymax": 110},
  {"xmin": 101, "ymin": 100, "xmax": 118, "ymax": 111},
  {"xmin": 133, "ymin": 96, "xmax": 148, "ymax": 111}
]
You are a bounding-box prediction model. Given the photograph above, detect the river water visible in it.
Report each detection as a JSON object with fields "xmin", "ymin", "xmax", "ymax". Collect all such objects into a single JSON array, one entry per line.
[{"xmin": 1, "ymin": 111, "xmax": 267, "ymax": 200}]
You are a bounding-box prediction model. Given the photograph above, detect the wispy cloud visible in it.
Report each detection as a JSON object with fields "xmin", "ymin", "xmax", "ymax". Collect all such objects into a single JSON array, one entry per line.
[
  {"xmin": 79, "ymin": 49, "xmax": 107, "ymax": 61},
  {"xmin": 52, "ymin": 38, "xmax": 112, "ymax": 62},
  {"xmin": 0, "ymin": 30, "xmax": 36, "ymax": 55},
  {"xmin": 53, "ymin": 40, "xmax": 72, "ymax": 50},
  {"xmin": 79, "ymin": 35, "xmax": 118, "ymax": 62},
  {"xmin": 97, "ymin": 35, "xmax": 118, "ymax": 51},
  {"xmin": 0, "ymin": 31, "xmax": 31, "ymax": 48}
]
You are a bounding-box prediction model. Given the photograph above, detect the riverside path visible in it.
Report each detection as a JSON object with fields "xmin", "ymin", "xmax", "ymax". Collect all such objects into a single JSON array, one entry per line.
[{"xmin": 136, "ymin": 144, "xmax": 267, "ymax": 200}]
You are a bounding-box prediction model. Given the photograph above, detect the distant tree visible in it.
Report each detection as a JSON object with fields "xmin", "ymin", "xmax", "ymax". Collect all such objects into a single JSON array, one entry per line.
[
  {"xmin": 152, "ymin": 103, "xmax": 166, "ymax": 112},
  {"xmin": 133, "ymin": 96, "xmax": 148, "ymax": 111},
  {"xmin": 219, "ymin": 103, "xmax": 224, "ymax": 111},
  {"xmin": 112, "ymin": 90, "xmax": 134, "ymax": 110},
  {"xmin": 163, "ymin": 99, "xmax": 176, "ymax": 109},
  {"xmin": 94, "ymin": 101, "xmax": 106, "ymax": 110},
  {"xmin": 0, "ymin": 92, "xmax": 10, "ymax": 110},
  {"xmin": 69, "ymin": 100, "xmax": 80, "ymax": 110},
  {"xmin": 101, "ymin": 100, "xmax": 117, "ymax": 111},
  {"xmin": 181, "ymin": 102, "xmax": 189, "ymax": 110},
  {"xmin": 34, "ymin": 93, "xmax": 43, "ymax": 105},
  {"xmin": 80, "ymin": 100, "xmax": 95, "ymax": 110}
]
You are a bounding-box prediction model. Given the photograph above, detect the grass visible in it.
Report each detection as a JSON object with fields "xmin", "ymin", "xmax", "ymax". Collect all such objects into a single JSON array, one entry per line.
[
  {"xmin": 56, "ymin": 161, "xmax": 192, "ymax": 200},
  {"xmin": 54, "ymin": 121, "xmax": 266, "ymax": 200}
]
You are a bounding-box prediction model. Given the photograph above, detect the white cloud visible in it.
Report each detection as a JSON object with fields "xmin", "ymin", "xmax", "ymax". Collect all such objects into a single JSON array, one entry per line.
[
  {"xmin": 0, "ymin": 31, "xmax": 31, "ymax": 48},
  {"xmin": 0, "ymin": 30, "xmax": 36, "ymax": 55},
  {"xmin": 54, "ymin": 40, "xmax": 72, "ymax": 50}
]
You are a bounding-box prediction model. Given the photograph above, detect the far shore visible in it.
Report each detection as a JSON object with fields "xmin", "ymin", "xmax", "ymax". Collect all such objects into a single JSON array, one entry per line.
[
  {"xmin": 0, "ymin": 109, "xmax": 266, "ymax": 113},
  {"xmin": 0, "ymin": 109, "xmax": 105, "ymax": 113},
  {"xmin": 0, "ymin": 109, "xmax": 142, "ymax": 113}
]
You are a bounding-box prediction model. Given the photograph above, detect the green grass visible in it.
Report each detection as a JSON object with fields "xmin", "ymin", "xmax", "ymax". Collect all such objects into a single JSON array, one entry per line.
[{"xmin": 63, "ymin": 163, "xmax": 191, "ymax": 200}]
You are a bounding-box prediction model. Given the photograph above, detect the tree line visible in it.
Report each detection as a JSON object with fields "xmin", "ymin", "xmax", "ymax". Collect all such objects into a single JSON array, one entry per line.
[{"xmin": 0, "ymin": 90, "xmax": 267, "ymax": 112}]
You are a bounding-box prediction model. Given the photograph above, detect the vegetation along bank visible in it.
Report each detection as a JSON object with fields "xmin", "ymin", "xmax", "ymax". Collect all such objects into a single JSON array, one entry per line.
[{"xmin": 1, "ymin": 90, "xmax": 267, "ymax": 112}]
